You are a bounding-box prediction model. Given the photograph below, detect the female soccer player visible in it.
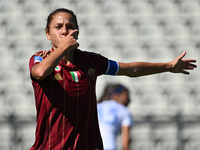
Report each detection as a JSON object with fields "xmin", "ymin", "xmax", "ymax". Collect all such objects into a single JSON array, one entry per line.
[{"xmin": 29, "ymin": 8, "xmax": 197, "ymax": 150}]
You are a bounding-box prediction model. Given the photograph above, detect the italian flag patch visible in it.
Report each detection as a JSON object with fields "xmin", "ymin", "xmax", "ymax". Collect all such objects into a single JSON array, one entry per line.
[{"xmin": 70, "ymin": 71, "xmax": 81, "ymax": 82}]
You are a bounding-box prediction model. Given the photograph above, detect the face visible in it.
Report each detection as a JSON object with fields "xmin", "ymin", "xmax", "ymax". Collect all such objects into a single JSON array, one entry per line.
[
  {"xmin": 112, "ymin": 90, "xmax": 130, "ymax": 107},
  {"xmin": 121, "ymin": 90, "xmax": 130, "ymax": 107},
  {"xmin": 46, "ymin": 12, "xmax": 78, "ymax": 49}
]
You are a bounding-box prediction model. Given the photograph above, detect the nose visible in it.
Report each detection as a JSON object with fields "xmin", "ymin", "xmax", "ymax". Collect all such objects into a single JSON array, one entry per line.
[{"xmin": 61, "ymin": 27, "xmax": 69, "ymax": 36}]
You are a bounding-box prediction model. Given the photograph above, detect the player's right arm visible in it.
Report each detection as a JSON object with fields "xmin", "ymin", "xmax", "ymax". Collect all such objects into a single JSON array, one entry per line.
[{"xmin": 31, "ymin": 30, "xmax": 79, "ymax": 81}]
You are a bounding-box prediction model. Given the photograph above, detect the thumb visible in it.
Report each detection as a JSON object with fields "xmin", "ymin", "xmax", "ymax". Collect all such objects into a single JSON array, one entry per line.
[
  {"xmin": 68, "ymin": 29, "xmax": 79, "ymax": 36},
  {"xmin": 177, "ymin": 51, "xmax": 186, "ymax": 60}
]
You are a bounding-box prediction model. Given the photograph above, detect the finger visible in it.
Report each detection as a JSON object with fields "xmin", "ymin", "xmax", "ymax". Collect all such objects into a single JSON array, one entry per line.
[
  {"xmin": 182, "ymin": 59, "xmax": 197, "ymax": 62},
  {"xmin": 189, "ymin": 63, "xmax": 197, "ymax": 68},
  {"xmin": 185, "ymin": 66, "xmax": 195, "ymax": 70},
  {"xmin": 181, "ymin": 70, "xmax": 190, "ymax": 75},
  {"xmin": 177, "ymin": 51, "xmax": 186, "ymax": 60},
  {"xmin": 68, "ymin": 29, "xmax": 79, "ymax": 37}
]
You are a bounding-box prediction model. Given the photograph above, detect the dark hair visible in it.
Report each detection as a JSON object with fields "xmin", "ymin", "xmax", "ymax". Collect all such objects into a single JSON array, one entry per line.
[
  {"xmin": 98, "ymin": 83, "xmax": 129, "ymax": 103},
  {"xmin": 46, "ymin": 8, "xmax": 79, "ymax": 33}
]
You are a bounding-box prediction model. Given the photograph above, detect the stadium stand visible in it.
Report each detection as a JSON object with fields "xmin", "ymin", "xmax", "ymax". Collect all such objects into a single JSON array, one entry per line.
[{"xmin": 0, "ymin": 0, "xmax": 199, "ymax": 150}]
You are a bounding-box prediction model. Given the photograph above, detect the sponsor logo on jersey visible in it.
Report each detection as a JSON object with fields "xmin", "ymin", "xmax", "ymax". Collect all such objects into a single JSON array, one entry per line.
[{"xmin": 88, "ymin": 68, "xmax": 95, "ymax": 80}]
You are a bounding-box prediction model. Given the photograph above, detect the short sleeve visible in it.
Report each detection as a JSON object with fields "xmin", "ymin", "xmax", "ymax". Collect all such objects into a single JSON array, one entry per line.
[
  {"xmin": 29, "ymin": 55, "xmax": 43, "ymax": 73},
  {"xmin": 122, "ymin": 110, "xmax": 133, "ymax": 127},
  {"xmin": 82, "ymin": 51, "xmax": 108, "ymax": 76}
]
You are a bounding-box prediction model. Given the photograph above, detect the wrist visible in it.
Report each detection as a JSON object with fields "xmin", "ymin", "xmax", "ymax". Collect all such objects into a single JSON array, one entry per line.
[{"xmin": 166, "ymin": 62, "xmax": 173, "ymax": 72}]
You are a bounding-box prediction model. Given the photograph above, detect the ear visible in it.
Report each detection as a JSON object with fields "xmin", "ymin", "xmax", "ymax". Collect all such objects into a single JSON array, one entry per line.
[{"xmin": 46, "ymin": 30, "xmax": 51, "ymax": 40}]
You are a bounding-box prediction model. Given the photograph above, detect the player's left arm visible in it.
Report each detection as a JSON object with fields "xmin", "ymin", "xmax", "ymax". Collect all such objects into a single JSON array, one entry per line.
[
  {"xmin": 117, "ymin": 51, "xmax": 197, "ymax": 77},
  {"xmin": 121, "ymin": 126, "xmax": 131, "ymax": 150}
]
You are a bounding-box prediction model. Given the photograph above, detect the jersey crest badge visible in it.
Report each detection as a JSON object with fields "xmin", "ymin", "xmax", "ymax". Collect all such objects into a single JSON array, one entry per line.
[{"xmin": 70, "ymin": 71, "xmax": 81, "ymax": 82}]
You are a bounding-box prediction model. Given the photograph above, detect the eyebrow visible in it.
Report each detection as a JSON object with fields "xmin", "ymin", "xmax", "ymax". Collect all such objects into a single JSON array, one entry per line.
[{"xmin": 54, "ymin": 22, "xmax": 74, "ymax": 26}]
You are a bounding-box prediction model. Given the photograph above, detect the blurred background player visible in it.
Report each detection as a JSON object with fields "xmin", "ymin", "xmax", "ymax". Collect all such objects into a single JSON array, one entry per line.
[{"xmin": 98, "ymin": 83, "xmax": 133, "ymax": 150}]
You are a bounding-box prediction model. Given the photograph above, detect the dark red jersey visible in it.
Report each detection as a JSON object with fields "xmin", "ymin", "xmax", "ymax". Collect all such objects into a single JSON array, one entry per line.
[{"xmin": 29, "ymin": 49, "xmax": 108, "ymax": 150}]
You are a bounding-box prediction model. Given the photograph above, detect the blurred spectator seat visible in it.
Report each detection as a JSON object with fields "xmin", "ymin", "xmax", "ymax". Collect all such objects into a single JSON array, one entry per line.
[{"xmin": 0, "ymin": 122, "xmax": 12, "ymax": 150}]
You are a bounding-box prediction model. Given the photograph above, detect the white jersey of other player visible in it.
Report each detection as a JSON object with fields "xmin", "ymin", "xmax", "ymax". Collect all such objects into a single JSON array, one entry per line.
[{"xmin": 97, "ymin": 100, "xmax": 133, "ymax": 150}]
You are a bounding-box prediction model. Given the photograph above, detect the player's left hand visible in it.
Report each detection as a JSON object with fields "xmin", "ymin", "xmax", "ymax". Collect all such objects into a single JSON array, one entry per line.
[{"xmin": 170, "ymin": 51, "xmax": 197, "ymax": 74}]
